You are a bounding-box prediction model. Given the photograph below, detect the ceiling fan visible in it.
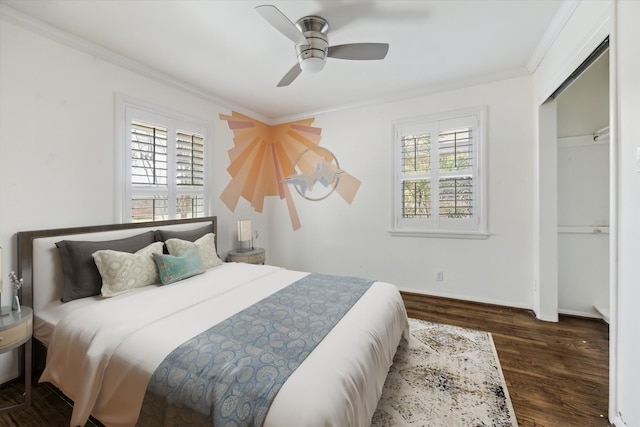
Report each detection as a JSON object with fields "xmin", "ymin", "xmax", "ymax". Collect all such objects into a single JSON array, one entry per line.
[{"xmin": 255, "ymin": 5, "xmax": 389, "ymax": 87}]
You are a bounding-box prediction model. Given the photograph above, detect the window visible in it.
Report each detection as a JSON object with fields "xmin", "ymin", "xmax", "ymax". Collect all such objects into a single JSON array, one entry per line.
[
  {"xmin": 117, "ymin": 97, "xmax": 209, "ymax": 222},
  {"xmin": 392, "ymin": 107, "xmax": 488, "ymax": 238}
]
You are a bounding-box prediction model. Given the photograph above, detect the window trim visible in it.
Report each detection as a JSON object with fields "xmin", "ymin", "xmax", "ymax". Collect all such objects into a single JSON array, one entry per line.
[
  {"xmin": 390, "ymin": 106, "xmax": 489, "ymax": 239},
  {"xmin": 115, "ymin": 94, "xmax": 211, "ymax": 223}
]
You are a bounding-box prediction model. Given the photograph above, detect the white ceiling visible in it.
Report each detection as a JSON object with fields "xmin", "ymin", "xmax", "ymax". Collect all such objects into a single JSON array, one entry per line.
[{"xmin": 1, "ymin": 0, "xmax": 567, "ymax": 122}]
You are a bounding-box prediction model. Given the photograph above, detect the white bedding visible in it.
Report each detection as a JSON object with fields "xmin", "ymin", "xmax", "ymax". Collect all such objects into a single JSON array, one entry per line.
[
  {"xmin": 39, "ymin": 262, "xmax": 409, "ymax": 427},
  {"xmin": 35, "ymin": 295, "xmax": 106, "ymax": 345}
]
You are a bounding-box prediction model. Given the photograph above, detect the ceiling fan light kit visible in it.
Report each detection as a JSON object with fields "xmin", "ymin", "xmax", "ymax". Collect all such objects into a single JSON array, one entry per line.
[
  {"xmin": 299, "ymin": 57, "xmax": 325, "ymax": 73},
  {"xmin": 256, "ymin": 4, "xmax": 389, "ymax": 87},
  {"xmin": 295, "ymin": 16, "xmax": 329, "ymax": 73}
]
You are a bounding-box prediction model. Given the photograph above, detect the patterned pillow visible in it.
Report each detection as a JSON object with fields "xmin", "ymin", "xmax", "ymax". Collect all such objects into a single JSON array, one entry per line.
[
  {"xmin": 165, "ymin": 233, "xmax": 223, "ymax": 269},
  {"xmin": 152, "ymin": 246, "xmax": 205, "ymax": 285},
  {"xmin": 92, "ymin": 241, "xmax": 163, "ymax": 297}
]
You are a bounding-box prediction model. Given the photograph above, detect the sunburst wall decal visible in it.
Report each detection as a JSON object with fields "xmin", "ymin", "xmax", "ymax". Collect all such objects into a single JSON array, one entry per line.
[{"xmin": 219, "ymin": 111, "xmax": 361, "ymax": 230}]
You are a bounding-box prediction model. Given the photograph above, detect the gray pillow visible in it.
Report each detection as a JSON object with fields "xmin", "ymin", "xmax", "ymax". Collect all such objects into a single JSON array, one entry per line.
[
  {"xmin": 154, "ymin": 224, "xmax": 213, "ymax": 243},
  {"xmin": 56, "ymin": 231, "xmax": 155, "ymax": 302},
  {"xmin": 155, "ymin": 224, "xmax": 214, "ymax": 253}
]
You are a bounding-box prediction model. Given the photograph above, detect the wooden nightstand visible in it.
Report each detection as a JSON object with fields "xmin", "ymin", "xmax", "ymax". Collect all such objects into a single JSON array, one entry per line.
[
  {"xmin": 227, "ymin": 248, "xmax": 265, "ymax": 265},
  {"xmin": 0, "ymin": 306, "xmax": 32, "ymax": 413}
]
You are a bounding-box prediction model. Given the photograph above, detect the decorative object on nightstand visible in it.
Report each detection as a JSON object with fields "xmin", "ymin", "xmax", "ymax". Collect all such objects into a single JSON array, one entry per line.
[
  {"xmin": 237, "ymin": 220, "xmax": 253, "ymax": 252},
  {"xmin": 0, "ymin": 249, "xmax": 16, "ymax": 316},
  {"xmin": 7, "ymin": 271, "xmax": 22, "ymax": 312},
  {"xmin": 0, "ymin": 306, "xmax": 32, "ymax": 413},
  {"xmin": 227, "ymin": 247, "xmax": 265, "ymax": 265},
  {"xmin": 231, "ymin": 220, "xmax": 264, "ymax": 263}
]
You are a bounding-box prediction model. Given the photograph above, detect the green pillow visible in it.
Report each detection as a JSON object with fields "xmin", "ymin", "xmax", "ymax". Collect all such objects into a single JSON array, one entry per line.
[{"xmin": 152, "ymin": 246, "xmax": 205, "ymax": 285}]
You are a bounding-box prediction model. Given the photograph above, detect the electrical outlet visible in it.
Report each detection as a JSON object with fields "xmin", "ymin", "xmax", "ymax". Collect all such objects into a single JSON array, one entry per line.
[{"xmin": 436, "ymin": 271, "xmax": 444, "ymax": 281}]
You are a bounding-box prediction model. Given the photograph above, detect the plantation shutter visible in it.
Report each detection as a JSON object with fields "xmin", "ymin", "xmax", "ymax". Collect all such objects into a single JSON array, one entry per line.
[
  {"xmin": 131, "ymin": 121, "xmax": 168, "ymax": 186},
  {"xmin": 400, "ymin": 131, "xmax": 432, "ymax": 219},
  {"xmin": 127, "ymin": 119, "xmax": 206, "ymax": 222},
  {"xmin": 437, "ymin": 127, "xmax": 474, "ymax": 220},
  {"xmin": 175, "ymin": 130, "xmax": 205, "ymax": 219},
  {"xmin": 176, "ymin": 130, "xmax": 204, "ymax": 186},
  {"xmin": 130, "ymin": 121, "xmax": 169, "ymax": 222},
  {"xmin": 395, "ymin": 110, "xmax": 482, "ymax": 232}
]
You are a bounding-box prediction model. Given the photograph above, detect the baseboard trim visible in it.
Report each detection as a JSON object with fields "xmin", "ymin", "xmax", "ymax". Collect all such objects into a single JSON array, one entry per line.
[
  {"xmin": 399, "ymin": 288, "xmax": 608, "ymax": 322},
  {"xmin": 398, "ymin": 287, "xmax": 532, "ymax": 312},
  {"xmin": 558, "ymin": 308, "xmax": 604, "ymax": 320}
]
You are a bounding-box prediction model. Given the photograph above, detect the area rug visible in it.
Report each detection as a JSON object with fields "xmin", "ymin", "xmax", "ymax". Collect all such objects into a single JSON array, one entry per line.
[{"xmin": 372, "ymin": 318, "xmax": 518, "ymax": 427}]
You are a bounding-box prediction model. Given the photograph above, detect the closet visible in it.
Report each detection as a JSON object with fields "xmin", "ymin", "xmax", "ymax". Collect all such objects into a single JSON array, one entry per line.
[{"xmin": 556, "ymin": 50, "xmax": 609, "ymax": 319}]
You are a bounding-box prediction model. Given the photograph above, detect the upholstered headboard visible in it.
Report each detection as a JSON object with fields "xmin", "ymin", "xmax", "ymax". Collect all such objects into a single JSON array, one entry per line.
[{"xmin": 17, "ymin": 217, "xmax": 217, "ymax": 314}]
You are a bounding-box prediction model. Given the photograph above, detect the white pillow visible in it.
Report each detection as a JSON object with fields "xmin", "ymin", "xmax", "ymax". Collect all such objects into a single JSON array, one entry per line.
[
  {"xmin": 165, "ymin": 233, "xmax": 223, "ymax": 270},
  {"xmin": 92, "ymin": 241, "xmax": 164, "ymax": 297}
]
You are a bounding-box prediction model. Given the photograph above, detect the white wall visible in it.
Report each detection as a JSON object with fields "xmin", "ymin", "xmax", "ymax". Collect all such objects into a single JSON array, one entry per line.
[
  {"xmin": 615, "ymin": 1, "xmax": 640, "ymax": 425},
  {"xmin": 0, "ymin": 18, "xmax": 264, "ymax": 382},
  {"xmin": 266, "ymin": 76, "xmax": 535, "ymax": 310}
]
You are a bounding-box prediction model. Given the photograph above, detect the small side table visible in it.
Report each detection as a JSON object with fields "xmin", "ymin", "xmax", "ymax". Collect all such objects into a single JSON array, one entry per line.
[
  {"xmin": 227, "ymin": 248, "xmax": 265, "ymax": 265},
  {"xmin": 0, "ymin": 306, "xmax": 32, "ymax": 413}
]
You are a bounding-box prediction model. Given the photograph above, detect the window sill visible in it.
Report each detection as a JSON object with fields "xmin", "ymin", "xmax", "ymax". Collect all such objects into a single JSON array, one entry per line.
[{"xmin": 389, "ymin": 230, "xmax": 490, "ymax": 240}]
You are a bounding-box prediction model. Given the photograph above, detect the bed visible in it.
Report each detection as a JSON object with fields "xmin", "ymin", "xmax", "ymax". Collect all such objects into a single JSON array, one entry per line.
[{"xmin": 16, "ymin": 216, "xmax": 409, "ymax": 427}]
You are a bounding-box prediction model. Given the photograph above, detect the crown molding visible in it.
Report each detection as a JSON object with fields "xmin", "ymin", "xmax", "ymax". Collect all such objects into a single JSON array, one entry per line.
[
  {"xmin": 273, "ymin": 67, "xmax": 527, "ymax": 125},
  {"xmin": 0, "ymin": 4, "xmax": 271, "ymax": 124},
  {"xmin": 527, "ymin": 0, "xmax": 581, "ymax": 73}
]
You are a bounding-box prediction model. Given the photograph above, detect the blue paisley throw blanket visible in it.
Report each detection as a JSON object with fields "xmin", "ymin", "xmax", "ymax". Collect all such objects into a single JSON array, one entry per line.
[{"xmin": 136, "ymin": 273, "xmax": 374, "ymax": 427}]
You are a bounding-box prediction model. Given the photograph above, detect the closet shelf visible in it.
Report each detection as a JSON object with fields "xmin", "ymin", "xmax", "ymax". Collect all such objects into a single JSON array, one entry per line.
[{"xmin": 558, "ymin": 226, "xmax": 609, "ymax": 234}]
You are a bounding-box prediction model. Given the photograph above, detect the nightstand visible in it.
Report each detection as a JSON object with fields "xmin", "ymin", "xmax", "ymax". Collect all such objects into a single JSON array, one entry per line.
[
  {"xmin": 0, "ymin": 306, "xmax": 32, "ymax": 413},
  {"xmin": 227, "ymin": 248, "xmax": 265, "ymax": 265}
]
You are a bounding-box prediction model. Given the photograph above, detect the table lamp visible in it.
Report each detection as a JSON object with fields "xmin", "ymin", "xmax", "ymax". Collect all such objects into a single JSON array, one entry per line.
[{"xmin": 237, "ymin": 220, "xmax": 253, "ymax": 252}]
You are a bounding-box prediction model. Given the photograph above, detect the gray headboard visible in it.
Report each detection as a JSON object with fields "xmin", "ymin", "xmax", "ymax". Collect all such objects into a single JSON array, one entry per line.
[{"xmin": 16, "ymin": 216, "xmax": 217, "ymax": 313}]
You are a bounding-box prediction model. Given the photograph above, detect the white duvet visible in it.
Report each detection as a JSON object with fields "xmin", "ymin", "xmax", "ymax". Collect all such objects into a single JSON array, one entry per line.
[{"xmin": 39, "ymin": 263, "xmax": 409, "ymax": 427}]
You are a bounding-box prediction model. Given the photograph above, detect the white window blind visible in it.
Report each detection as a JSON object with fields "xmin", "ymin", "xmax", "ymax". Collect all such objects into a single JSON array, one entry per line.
[
  {"xmin": 131, "ymin": 121, "xmax": 168, "ymax": 186},
  {"xmin": 176, "ymin": 130, "xmax": 204, "ymax": 187},
  {"xmin": 118, "ymin": 99, "xmax": 209, "ymax": 223},
  {"xmin": 393, "ymin": 107, "xmax": 487, "ymax": 238}
]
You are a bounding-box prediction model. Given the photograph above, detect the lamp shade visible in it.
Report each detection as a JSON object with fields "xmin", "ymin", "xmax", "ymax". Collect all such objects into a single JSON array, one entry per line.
[
  {"xmin": 237, "ymin": 220, "xmax": 252, "ymax": 242},
  {"xmin": 300, "ymin": 57, "xmax": 325, "ymax": 73}
]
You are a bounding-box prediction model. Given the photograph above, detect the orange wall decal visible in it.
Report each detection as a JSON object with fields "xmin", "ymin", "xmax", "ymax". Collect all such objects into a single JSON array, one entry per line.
[{"xmin": 219, "ymin": 111, "xmax": 361, "ymax": 230}]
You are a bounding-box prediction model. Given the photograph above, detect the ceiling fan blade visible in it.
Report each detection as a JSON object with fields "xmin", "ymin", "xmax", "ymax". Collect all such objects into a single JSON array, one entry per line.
[
  {"xmin": 327, "ymin": 43, "xmax": 389, "ymax": 60},
  {"xmin": 255, "ymin": 5, "xmax": 307, "ymax": 45},
  {"xmin": 277, "ymin": 63, "xmax": 302, "ymax": 87}
]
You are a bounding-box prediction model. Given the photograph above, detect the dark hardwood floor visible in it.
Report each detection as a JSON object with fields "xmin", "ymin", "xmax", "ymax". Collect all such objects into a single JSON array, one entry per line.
[
  {"xmin": 402, "ymin": 291, "xmax": 610, "ymax": 427},
  {"xmin": 0, "ymin": 292, "xmax": 610, "ymax": 426}
]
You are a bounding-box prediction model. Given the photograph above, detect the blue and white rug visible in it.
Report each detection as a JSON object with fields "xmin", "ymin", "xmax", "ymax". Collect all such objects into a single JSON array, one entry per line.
[{"xmin": 372, "ymin": 318, "xmax": 518, "ymax": 427}]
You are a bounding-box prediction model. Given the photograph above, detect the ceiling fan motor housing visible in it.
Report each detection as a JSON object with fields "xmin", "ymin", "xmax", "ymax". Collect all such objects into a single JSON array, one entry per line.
[{"xmin": 295, "ymin": 16, "xmax": 329, "ymax": 73}]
